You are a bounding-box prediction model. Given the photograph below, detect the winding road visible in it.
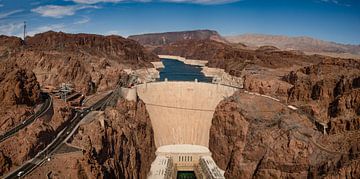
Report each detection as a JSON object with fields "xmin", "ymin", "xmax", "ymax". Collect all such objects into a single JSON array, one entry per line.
[
  {"xmin": 3, "ymin": 92, "xmax": 113, "ymax": 179},
  {"xmin": 0, "ymin": 93, "xmax": 53, "ymax": 143}
]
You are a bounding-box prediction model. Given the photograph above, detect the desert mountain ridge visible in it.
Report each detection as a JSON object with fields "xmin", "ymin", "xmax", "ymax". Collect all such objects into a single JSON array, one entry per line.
[
  {"xmin": 128, "ymin": 29, "xmax": 228, "ymax": 46},
  {"xmin": 128, "ymin": 29, "xmax": 360, "ymax": 58},
  {"xmin": 226, "ymin": 33, "xmax": 360, "ymax": 56}
]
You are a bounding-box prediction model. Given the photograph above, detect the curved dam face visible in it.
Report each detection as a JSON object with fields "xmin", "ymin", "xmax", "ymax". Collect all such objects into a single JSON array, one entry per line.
[{"xmin": 136, "ymin": 81, "xmax": 238, "ymax": 147}]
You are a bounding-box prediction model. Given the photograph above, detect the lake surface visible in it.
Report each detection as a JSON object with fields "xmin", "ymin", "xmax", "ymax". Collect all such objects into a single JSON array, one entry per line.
[{"xmin": 157, "ymin": 59, "xmax": 213, "ymax": 82}]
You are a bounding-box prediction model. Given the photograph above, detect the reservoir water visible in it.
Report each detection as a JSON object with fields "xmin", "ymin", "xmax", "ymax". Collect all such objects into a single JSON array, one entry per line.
[{"xmin": 157, "ymin": 59, "xmax": 213, "ymax": 82}]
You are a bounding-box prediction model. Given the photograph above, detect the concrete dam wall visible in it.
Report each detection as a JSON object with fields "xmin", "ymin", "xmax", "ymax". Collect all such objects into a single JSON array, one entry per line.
[{"xmin": 136, "ymin": 81, "xmax": 238, "ymax": 147}]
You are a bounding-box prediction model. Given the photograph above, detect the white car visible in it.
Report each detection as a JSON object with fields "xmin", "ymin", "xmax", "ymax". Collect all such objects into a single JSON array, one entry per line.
[{"xmin": 17, "ymin": 171, "xmax": 24, "ymax": 177}]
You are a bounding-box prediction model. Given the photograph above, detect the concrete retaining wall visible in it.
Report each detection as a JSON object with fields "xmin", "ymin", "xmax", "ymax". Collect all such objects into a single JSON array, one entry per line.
[
  {"xmin": 136, "ymin": 82, "xmax": 238, "ymax": 147},
  {"xmin": 120, "ymin": 87, "xmax": 137, "ymax": 102}
]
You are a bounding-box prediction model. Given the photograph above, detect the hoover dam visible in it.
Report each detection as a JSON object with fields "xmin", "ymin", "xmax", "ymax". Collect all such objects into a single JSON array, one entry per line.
[
  {"xmin": 121, "ymin": 56, "xmax": 240, "ymax": 178},
  {"xmin": 137, "ymin": 81, "xmax": 238, "ymax": 147}
]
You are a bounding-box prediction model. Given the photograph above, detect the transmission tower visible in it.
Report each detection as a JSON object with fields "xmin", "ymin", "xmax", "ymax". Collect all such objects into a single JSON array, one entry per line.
[{"xmin": 23, "ymin": 21, "xmax": 27, "ymax": 43}]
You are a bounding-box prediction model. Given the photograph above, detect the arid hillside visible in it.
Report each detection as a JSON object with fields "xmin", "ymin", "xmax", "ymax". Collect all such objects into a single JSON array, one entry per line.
[
  {"xmin": 0, "ymin": 31, "xmax": 158, "ymax": 95},
  {"xmin": 154, "ymin": 39, "xmax": 325, "ymax": 76},
  {"xmin": 128, "ymin": 29, "xmax": 227, "ymax": 47},
  {"xmin": 226, "ymin": 34, "xmax": 360, "ymax": 56},
  {"xmin": 0, "ymin": 32, "xmax": 157, "ymax": 178}
]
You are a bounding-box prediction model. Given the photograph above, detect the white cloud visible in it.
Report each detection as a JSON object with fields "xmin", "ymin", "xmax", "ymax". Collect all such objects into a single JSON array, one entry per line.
[
  {"xmin": 74, "ymin": 17, "xmax": 90, "ymax": 24},
  {"xmin": 0, "ymin": 9, "xmax": 23, "ymax": 19},
  {"xmin": 0, "ymin": 4, "xmax": 4, "ymax": 7},
  {"xmin": 31, "ymin": 5, "xmax": 98, "ymax": 18},
  {"xmin": 106, "ymin": 30, "xmax": 120, "ymax": 35},
  {"xmin": 27, "ymin": 24, "xmax": 66, "ymax": 36},
  {"xmin": 160, "ymin": 0, "xmax": 240, "ymax": 4},
  {"xmin": 71, "ymin": 0, "xmax": 123, "ymax": 4},
  {"xmin": 70, "ymin": 0, "xmax": 238, "ymax": 4},
  {"xmin": 0, "ymin": 22, "xmax": 23, "ymax": 36},
  {"xmin": 319, "ymin": 0, "xmax": 351, "ymax": 7}
]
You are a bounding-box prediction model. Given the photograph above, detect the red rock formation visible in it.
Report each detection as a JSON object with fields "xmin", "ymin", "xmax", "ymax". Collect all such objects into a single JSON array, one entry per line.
[
  {"xmin": 1, "ymin": 31, "xmax": 159, "ymax": 95},
  {"xmin": 0, "ymin": 64, "xmax": 41, "ymax": 132},
  {"xmin": 210, "ymin": 91, "xmax": 360, "ymax": 178},
  {"xmin": 0, "ymin": 151, "xmax": 11, "ymax": 175},
  {"xmin": 0, "ymin": 66, "xmax": 40, "ymax": 106},
  {"xmin": 0, "ymin": 98, "xmax": 73, "ymax": 175},
  {"xmin": 0, "ymin": 35, "xmax": 22, "ymax": 58},
  {"xmin": 129, "ymin": 29, "xmax": 228, "ymax": 46},
  {"xmin": 66, "ymin": 97, "xmax": 156, "ymax": 178},
  {"xmin": 153, "ymin": 39, "xmax": 324, "ymax": 76}
]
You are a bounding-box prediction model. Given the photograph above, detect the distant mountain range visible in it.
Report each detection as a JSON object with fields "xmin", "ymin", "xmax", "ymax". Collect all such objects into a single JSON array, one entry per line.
[
  {"xmin": 128, "ymin": 30, "xmax": 227, "ymax": 46},
  {"xmin": 128, "ymin": 30, "xmax": 360, "ymax": 58},
  {"xmin": 225, "ymin": 34, "xmax": 360, "ymax": 55}
]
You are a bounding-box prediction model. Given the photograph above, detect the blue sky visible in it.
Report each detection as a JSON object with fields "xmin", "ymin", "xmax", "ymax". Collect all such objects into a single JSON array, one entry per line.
[{"xmin": 0, "ymin": 0, "xmax": 359, "ymax": 44}]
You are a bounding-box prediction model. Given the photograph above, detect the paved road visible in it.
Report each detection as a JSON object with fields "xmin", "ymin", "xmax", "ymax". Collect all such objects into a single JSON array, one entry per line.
[
  {"xmin": 0, "ymin": 93, "xmax": 52, "ymax": 143},
  {"xmin": 3, "ymin": 92, "xmax": 113, "ymax": 179}
]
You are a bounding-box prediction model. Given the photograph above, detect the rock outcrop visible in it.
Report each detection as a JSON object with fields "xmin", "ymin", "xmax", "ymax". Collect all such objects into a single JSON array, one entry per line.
[
  {"xmin": 69, "ymin": 97, "xmax": 156, "ymax": 178},
  {"xmin": 153, "ymin": 39, "xmax": 324, "ymax": 77},
  {"xmin": 226, "ymin": 33, "xmax": 360, "ymax": 56},
  {"xmin": 0, "ymin": 66, "xmax": 40, "ymax": 106},
  {"xmin": 129, "ymin": 29, "xmax": 227, "ymax": 46},
  {"xmin": 285, "ymin": 58, "xmax": 360, "ymax": 132},
  {"xmin": 1, "ymin": 31, "xmax": 158, "ymax": 95},
  {"xmin": 0, "ymin": 64, "xmax": 41, "ymax": 132},
  {"xmin": 210, "ymin": 91, "xmax": 360, "ymax": 178},
  {"xmin": 0, "ymin": 35, "xmax": 22, "ymax": 58},
  {"xmin": 0, "ymin": 98, "xmax": 73, "ymax": 176}
]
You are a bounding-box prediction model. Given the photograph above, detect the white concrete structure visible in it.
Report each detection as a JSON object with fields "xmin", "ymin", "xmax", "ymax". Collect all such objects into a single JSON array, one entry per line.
[
  {"xmin": 120, "ymin": 87, "xmax": 137, "ymax": 102},
  {"xmin": 123, "ymin": 68, "xmax": 160, "ymax": 83},
  {"xmin": 148, "ymin": 156, "xmax": 174, "ymax": 179},
  {"xmin": 198, "ymin": 156, "xmax": 225, "ymax": 179},
  {"xmin": 136, "ymin": 81, "xmax": 238, "ymax": 147},
  {"xmin": 151, "ymin": 61, "xmax": 165, "ymax": 69},
  {"xmin": 149, "ymin": 145, "xmax": 225, "ymax": 179}
]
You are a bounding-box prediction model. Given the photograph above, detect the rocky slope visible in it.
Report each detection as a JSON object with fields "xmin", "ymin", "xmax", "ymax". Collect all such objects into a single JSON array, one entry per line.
[
  {"xmin": 0, "ymin": 32, "xmax": 158, "ymax": 177},
  {"xmin": 74, "ymin": 98, "xmax": 155, "ymax": 178},
  {"xmin": 28, "ymin": 96, "xmax": 156, "ymax": 179},
  {"xmin": 226, "ymin": 34, "xmax": 360, "ymax": 55},
  {"xmin": 0, "ymin": 97, "xmax": 74, "ymax": 176},
  {"xmin": 208, "ymin": 48, "xmax": 360, "ymax": 178},
  {"xmin": 129, "ymin": 30, "xmax": 227, "ymax": 47},
  {"xmin": 210, "ymin": 91, "xmax": 360, "ymax": 178},
  {"xmin": 284, "ymin": 58, "xmax": 360, "ymax": 133},
  {"xmin": 0, "ymin": 65, "xmax": 40, "ymax": 106},
  {"xmin": 0, "ymin": 64, "xmax": 41, "ymax": 132},
  {"xmin": 154, "ymin": 39, "xmax": 324, "ymax": 76},
  {"xmin": 0, "ymin": 35, "xmax": 22, "ymax": 59},
  {"xmin": 0, "ymin": 31, "xmax": 158, "ymax": 95}
]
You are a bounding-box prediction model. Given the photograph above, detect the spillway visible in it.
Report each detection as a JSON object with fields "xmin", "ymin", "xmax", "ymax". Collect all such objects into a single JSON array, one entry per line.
[{"xmin": 136, "ymin": 81, "xmax": 238, "ymax": 147}]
